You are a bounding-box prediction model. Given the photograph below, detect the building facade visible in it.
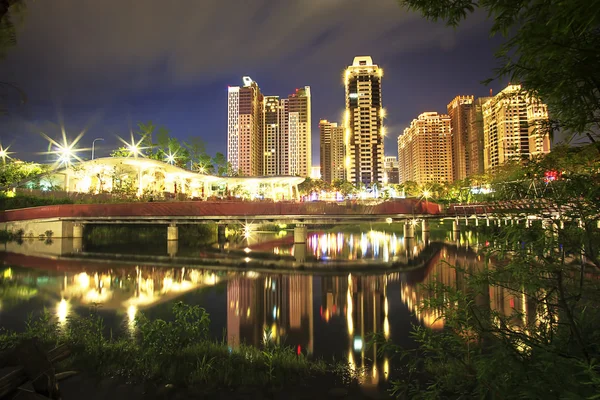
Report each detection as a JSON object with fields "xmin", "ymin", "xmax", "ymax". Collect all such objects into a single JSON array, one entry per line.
[
  {"xmin": 228, "ymin": 76, "xmax": 263, "ymax": 176},
  {"xmin": 344, "ymin": 56, "xmax": 384, "ymax": 186},
  {"xmin": 319, "ymin": 120, "xmax": 345, "ymax": 183},
  {"xmin": 288, "ymin": 87, "xmax": 311, "ymax": 177},
  {"xmin": 384, "ymin": 155, "xmax": 399, "ymax": 184},
  {"xmin": 447, "ymin": 95, "xmax": 474, "ymax": 181},
  {"xmin": 467, "ymin": 96, "xmax": 491, "ymax": 177},
  {"xmin": 397, "ymin": 112, "xmax": 453, "ymax": 185},
  {"xmin": 263, "ymin": 96, "xmax": 282, "ymax": 176},
  {"xmin": 229, "ymin": 78, "xmax": 312, "ymax": 178},
  {"xmin": 482, "ymin": 84, "xmax": 550, "ymax": 171}
]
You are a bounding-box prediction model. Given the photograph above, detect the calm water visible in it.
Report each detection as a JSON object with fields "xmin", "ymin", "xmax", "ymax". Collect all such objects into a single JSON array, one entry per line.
[{"xmin": 0, "ymin": 225, "xmax": 487, "ymax": 386}]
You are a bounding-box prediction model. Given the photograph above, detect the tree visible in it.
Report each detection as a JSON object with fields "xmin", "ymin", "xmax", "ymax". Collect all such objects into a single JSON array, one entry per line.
[
  {"xmin": 0, "ymin": 160, "xmax": 46, "ymax": 189},
  {"xmin": 398, "ymin": 0, "xmax": 600, "ymax": 142},
  {"xmin": 212, "ymin": 152, "xmax": 228, "ymax": 176},
  {"xmin": 0, "ymin": 0, "xmax": 28, "ymax": 115},
  {"xmin": 375, "ymin": 144, "xmax": 600, "ymax": 398},
  {"xmin": 184, "ymin": 136, "xmax": 213, "ymax": 173}
]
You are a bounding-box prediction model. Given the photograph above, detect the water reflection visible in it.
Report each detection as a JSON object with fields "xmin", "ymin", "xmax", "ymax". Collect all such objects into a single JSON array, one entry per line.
[{"xmin": 0, "ymin": 228, "xmax": 536, "ymax": 387}]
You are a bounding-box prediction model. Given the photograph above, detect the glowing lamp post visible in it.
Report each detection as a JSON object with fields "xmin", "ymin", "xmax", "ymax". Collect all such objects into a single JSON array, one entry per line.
[{"xmin": 91, "ymin": 138, "xmax": 104, "ymax": 160}]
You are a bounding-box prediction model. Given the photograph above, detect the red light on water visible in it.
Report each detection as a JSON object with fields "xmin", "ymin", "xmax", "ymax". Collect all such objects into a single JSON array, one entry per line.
[
  {"xmin": 297, "ymin": 345, "xmax": 302, "ymax": 355},
  {"xmin": 510, "ymin": 298, "xmax": 515, "ymax": 308}
]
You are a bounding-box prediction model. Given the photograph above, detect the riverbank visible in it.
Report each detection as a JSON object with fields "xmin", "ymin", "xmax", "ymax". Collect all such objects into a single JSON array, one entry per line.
[{"xmin": 0, "ymin": 303, "xmax": 392, "ymax": 399}]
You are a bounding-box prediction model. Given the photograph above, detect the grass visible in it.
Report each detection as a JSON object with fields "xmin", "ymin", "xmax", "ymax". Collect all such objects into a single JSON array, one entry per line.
[{"xmin": 0, "ymin": 302, "xmax": 343, "ymax": 392}]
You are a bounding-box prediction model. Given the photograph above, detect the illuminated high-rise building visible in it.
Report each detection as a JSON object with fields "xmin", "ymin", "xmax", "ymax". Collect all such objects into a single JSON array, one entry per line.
[
  {"xmin": 483, "ymin": 84, "xmax": 550, "ymax": 170},
  {"xmin": 263, "ymin": 96, "xmax": 283, "ymax": 176},
  {"xmin": 447, "ymin": 95, "xmax": 474, "ymax": 181},
  {"xmin": 384, "ymin": 155, "xmax": 399, "ymax": 184},
  {"xmin": 288, "ymin": 87, "xmax": 311, "ymax": 177},
  {"xmin": 397, "ymin": 112, "xmax": 452, "ymax": 185},
  {"xmin": 319, "ymin": 120, "xmax": 345, "ymax": 183},
  {"xmin": 344, "ymin": 56, "xmax": 384, "ymax": 186},
  {"xmin": 467, "ymin": 96, "xmax": 491, "ymax": 176},
  {"xmin": 227, "ymin": 76, "xmax": 264, "ymax": 176}
]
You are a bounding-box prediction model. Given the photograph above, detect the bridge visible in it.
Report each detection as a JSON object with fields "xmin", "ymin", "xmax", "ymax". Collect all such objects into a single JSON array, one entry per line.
[{"xmin": 0, "ymin": 198, "xmax": 565, "ymax": 251}]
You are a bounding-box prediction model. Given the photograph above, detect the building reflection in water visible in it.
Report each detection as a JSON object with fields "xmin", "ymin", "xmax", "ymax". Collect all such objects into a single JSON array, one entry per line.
[
  {"xmin": 46, "ymin": 266, "xmax": 222, "ymax": 333},
  {"xmin": 227, "ymin": 274, "xmax": 314, "ymax": 355},
  {"xmin": 307, "ymin": 231, "xmax": 424, "ymax": 262},
  {"xmin": 1, "ymin": 228, "xmax": 548, "ymax": 387},
  {"xmin": 400, "ymin": 238, "xmax": 541, "ymax": 333}
]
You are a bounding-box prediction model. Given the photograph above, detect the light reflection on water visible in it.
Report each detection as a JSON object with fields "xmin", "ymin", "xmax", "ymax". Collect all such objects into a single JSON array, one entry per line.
[{"xmin": 0, "ymin": 228, "xmax": 530, "ymax": 386}]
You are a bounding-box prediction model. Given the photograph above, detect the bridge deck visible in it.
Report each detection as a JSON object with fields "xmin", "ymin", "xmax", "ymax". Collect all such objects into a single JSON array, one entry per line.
[{"xmin": 0, "ymin": 199, "xmax": 443, "ymax": 224}]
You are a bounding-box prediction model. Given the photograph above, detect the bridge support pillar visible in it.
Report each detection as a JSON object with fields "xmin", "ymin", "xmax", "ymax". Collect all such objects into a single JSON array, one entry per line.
[
  {"xmin": 73, "ymin": 237, "xmax": 83, "ymax": 253},
  {"xmin": 465, "ymin": 218, "xmax": 469, "ymax": 226},
  {"xmin": 294, "ymin": 225, "xmax": 307, "ymax": 244},
  {"xmin": 421, "ymin": 219, "xmax": 429, "ymax": 233},
  {"xmin": 294, "ymin": 243, "xmax": 306, "ymax": 263},
  {"xmin": 452, "ymin": 219, "xmax": 460, "ymax": 233},
  {"xmin": 168, "ymin": 240, "xmax": 178, "ymax": 257},
  {"xmin": 486, "ymin": 218, "xmax": 490, "ymax": 227},
  {"xmin": 406, "ymin": 239, "xmax": 415, "ymax": 259},
  {"xmin": 452, "ymin": 219, "xmax": 460, "ymax": 242},
  {"xmin": 168, "ymin": 223, "xmax": 178, "ymax": 241},
  {"xmin": 475, "ymin": 218, "xmax": 479, "ymax": 227},
  {"xmin": 403, "ymin": 221, "xmax": 414, "ymax": 239},
  {"xmin": 73, "ymin": 223, "xmax": 84, "ymax": 239}
]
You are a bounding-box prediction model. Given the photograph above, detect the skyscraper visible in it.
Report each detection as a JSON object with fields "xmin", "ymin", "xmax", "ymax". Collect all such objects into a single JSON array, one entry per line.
[
  {"xmin": 263, "ymin": 96, "xmax": 282, "ymax": 176},
  {"xmin": 319, "ymin": 120, "xmax": 345, "ymax": 183},
  {"xmin": 384, "ymin": 155, "xmax": 399, "ymax": 184},
  {"xmin": 467, "ymin": 96, "xmax": 491, "ymax": 176},
  {"xmin": 447, "ymin": 95, "xmax": 474, "ymax": 181},
  {"xmin": 483, "ymin": 84, "xmax": 550, "ymax": 171},
  {"xmin": 227, "ymin": 76, "xmax": 263, "ymax": 176},
  {"xmin": 288, "ymin": 87, "xmax": 311, "ymax": 177},
  {"xmin": 344, "ymin": 56, "xmax": 384, "ymax": 186},
  {"xmin": 397, "ymin": 112, "xmax": 453, "ymax": 185}
]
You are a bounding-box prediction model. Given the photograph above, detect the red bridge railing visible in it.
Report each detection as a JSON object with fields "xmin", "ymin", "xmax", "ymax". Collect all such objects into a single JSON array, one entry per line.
[{"xmin": 0, "ymin": 199, "xmax": 443, "ymax": 223}]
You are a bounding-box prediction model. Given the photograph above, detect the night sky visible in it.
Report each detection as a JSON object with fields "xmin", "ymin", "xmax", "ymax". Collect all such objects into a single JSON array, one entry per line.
[{"xmin": 0, "ymin": 0, "xmax": 508, "ymax": 165}]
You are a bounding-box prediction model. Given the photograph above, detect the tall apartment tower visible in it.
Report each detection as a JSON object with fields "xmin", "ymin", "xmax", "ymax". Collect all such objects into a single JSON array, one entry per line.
[
  {"xmin": 397, "ymin": 112, "xmax": 453, "ymax": 185},
  {"xmin": 319, "ymin": 120, "xmax": 345, "ymax": 183},
  {"xmin": 482, "ymin": 84, "xmax": 550, "ymax": 171},
  {"xmin": 384, "ymin": 155, "xmax": 399, "ymax": 184},
  {"xmin": 227, "ymin": 76, "xmax": 263, "ymax": 176},
  {"xmin": 447, "ymin": 95, "xmax": 474, "ymax": 181},
  {"xmin": 344, "ymin": 56, "xmax": 384, "ymax": 186},
  {"xmin": 467, "ymin": 96, "xmax": 491, "ymax": 176},
  {"xmin": 288, "ymin": 87, "xmax": 311, "ymax": 177},
  {"xmin": 263, "ymin": 96, "xmax": 284, "ymax": 176}
]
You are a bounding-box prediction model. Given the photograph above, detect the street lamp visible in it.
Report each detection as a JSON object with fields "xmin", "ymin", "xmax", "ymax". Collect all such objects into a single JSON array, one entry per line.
[{"xmin": 91, "ymin": 138, "xmax": 104, "ymax": 160}]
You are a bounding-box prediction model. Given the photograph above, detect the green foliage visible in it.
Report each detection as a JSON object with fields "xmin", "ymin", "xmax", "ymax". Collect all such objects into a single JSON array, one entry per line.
[
  {"xmin": 110, "ymin": 147, "xmax": 132, "ymax": 158},
  {"xmin": 398, "ymin": 0, "xmax": 600, "ymax": 140},
  {"xmin": 0, "ymin": 302, "xmax": 333, "ymax": 391},
  {"xmin": 0, "ymin": 160, "xmax": 47, "ymax": 189},
  {"xmin": 374, "ymin": 148, "xmax": 600, "ymax": 398},
  {"xmin": 0, "ymin": 193, "xmax": 74, "ymax": 211},
  {"xmin": 298, "ymin": 177, "xmax": 331, "ymax": 195}
]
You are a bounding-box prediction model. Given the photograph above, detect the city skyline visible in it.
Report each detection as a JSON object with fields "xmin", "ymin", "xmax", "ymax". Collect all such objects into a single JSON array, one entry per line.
[{"xmin": 0, "ymin": 1, "xmax": 508, "ymax": 166}]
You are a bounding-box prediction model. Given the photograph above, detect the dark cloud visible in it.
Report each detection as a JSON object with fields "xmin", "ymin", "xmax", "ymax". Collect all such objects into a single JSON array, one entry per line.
[
  {"xmin": 1, "ymin": 0, "xmax": 487, "ymax": 100},
  {"xmin": 0, "ymin": 0, "xmax": 498, "ymax": 163}
]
